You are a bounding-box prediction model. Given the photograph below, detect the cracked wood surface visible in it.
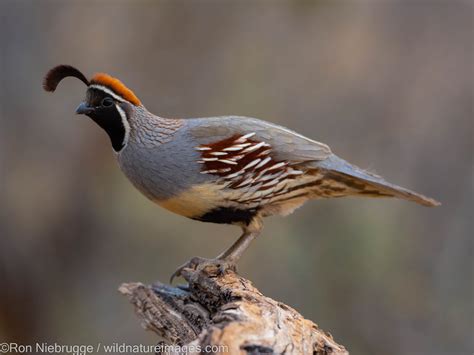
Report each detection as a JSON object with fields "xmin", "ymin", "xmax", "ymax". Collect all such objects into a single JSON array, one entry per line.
[{"xmin": 119, "ymin": 263, "xmax": 348, "ymax": 355}]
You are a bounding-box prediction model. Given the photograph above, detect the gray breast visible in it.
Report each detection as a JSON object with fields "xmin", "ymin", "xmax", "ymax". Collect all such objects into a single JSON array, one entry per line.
[{"xmin": 117, "ymin": 120, "xmax": 210, "ymax": 201}]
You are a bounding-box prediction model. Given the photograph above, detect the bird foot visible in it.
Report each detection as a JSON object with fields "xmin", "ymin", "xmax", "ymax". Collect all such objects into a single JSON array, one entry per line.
[{"xmin": 170, "ymin": 256, "xmax": 237, "ymax": 284}]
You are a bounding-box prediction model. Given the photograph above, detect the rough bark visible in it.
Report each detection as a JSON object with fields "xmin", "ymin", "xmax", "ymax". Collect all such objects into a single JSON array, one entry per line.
[{"xmin": 119, "ymin": 262, "xmax": 348, "ymax": 355}]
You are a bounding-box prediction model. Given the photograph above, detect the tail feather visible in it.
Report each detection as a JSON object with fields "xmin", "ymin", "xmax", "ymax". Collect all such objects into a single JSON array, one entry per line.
[{"xmin": 316, "ymin": 155, "xmax": 440, "ymax": 207}]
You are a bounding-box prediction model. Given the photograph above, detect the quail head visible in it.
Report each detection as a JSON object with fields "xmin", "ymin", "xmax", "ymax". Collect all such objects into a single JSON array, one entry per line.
[{"xmin": 43, "ymin": 65, "xmax": 440, "ymax": 282}]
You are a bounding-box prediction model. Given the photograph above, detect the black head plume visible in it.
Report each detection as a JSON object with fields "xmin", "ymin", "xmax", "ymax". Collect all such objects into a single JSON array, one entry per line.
[{"xmin": 43, "ymin": 65, "xmax": 90, "ymax": 92}]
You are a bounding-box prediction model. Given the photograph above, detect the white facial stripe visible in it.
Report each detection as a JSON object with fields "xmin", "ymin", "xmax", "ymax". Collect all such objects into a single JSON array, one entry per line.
[
  {"xmin": 115, "ymin": 104, "xmax": 130, "ymax": 152},
  {"xmin": 89, "ymin": 84, "xmax": 127, "ymax": 103}
]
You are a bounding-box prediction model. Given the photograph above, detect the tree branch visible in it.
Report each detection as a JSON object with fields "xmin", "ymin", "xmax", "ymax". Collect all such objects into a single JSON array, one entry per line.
[{"xmin": 119, "ymin": 262, "xmax": 348, "ymax": 354}]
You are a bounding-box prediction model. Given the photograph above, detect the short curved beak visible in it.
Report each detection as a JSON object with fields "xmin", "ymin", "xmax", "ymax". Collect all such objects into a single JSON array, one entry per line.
[{"xmin": 75, "ymin": 102, "xmax": 93, "ymax": 115}]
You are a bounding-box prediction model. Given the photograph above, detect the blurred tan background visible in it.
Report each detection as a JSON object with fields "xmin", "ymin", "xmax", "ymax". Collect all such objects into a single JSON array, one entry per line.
[{"xmin": 1, "ymin": 1, "xmax": 472, "ymax": 354}]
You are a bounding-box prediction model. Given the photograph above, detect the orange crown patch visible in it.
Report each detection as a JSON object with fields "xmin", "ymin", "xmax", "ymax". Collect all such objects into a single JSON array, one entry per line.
[{"xmin": 90, "ymin": 73, "xmax": 141, "ymax": 106}]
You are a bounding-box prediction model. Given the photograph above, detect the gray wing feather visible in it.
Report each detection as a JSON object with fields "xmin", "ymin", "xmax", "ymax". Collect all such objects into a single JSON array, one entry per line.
[{"xmin": 187, "ymin": 116, "xmax": 331, "ymax": 162}]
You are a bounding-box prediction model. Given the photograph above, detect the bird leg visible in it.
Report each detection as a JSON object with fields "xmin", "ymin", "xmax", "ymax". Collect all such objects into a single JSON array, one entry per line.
[
  {"xmin": 170, "ymin": 217, "xmax": 263, "ymax": 283},
  {"xmin": 215, "ymin": 220, "xmax": 263, "ymax": 261}
]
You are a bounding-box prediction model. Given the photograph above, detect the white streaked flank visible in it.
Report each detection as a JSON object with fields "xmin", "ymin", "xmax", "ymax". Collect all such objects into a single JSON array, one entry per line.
[
  {"xmin": 235, "ymin": 132, "xmax": 256, "ymax": 143},
  {"xmin": 243, "ymin": 141, "xmax": 267, "ymax": 153},
  {"xmin": 254, "ymin": 156, "xmax": 272, "ymax": 169},
  {"xmin": 268, "ymin": 162, "xmax": 287, "ymax": 170},
  {"xmin": 219, "ymin": 159, "xmax": 239, "ymax": 165},
  {"xmin": 223, "ymin": 146, "xmax": 244, "ymax": 152},
  {"xmin": 243, "ymin": 158, "xmax": 261, "ymax": 170}
]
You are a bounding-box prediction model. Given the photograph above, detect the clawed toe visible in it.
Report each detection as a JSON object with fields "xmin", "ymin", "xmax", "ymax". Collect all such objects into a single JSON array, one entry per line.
[
  {"xmin": 170, "ymin": 256, "xmax": 208, "ymax": 284},
  {"xmin": 170, "ymin": 257, "xmax": 238, "ymax": 284},
  {"xmin": 215, "ymin": 259, "xmax": 237, "ymax": 275}
]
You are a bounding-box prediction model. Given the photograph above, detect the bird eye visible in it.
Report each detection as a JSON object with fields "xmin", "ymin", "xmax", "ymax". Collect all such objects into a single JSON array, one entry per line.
[{"xmin": 101, "ymin": 97, "xmax": 114, "ymax": 107}]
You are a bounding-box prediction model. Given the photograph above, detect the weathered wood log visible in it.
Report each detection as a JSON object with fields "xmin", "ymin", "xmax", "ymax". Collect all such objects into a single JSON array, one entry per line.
[{"xmin": 119, "ymin": 262, "xmax": 348, "ymax": 355}]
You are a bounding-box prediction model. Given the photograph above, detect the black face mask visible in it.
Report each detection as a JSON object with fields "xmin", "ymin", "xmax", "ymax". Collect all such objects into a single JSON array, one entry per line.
[{"xmin": 81, "ymin": 89, "xmax": 127, "ymax": 152}]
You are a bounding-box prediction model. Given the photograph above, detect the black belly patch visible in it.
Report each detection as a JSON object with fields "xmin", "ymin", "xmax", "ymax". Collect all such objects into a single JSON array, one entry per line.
[{"xmin": 193, "ymin": 207, "xmax": 258, "ymax": 225}]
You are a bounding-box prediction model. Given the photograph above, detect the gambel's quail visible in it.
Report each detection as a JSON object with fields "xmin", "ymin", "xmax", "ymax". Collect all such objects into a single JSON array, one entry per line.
[{"xmin": 43, "ymin": 65, "xmax": 440, "ymax": 281}]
